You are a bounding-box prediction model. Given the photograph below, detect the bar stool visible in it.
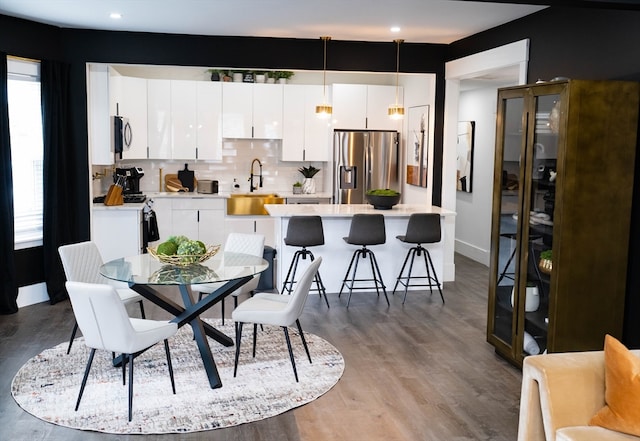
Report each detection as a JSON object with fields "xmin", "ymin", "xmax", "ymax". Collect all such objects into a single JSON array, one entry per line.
[
  {"xmin": 339, "ymin": 214, "xmax": 389, "ymax": 308},
  {"xmin": 281, "ymin": 216, "xmax": 330, "ymax": 307},
  {"xmin": 393, "ymin": 213, "xmax": 445, "ymax": 304}
]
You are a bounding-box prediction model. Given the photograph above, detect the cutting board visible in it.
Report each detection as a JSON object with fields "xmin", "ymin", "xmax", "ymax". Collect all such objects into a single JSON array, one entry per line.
[{"xmin": 178, "ymin": 163, "xmax": 195, "ymax": 192}]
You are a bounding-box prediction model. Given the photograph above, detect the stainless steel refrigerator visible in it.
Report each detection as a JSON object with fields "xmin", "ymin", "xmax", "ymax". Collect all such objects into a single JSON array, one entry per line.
[{"xmin": 333, "ymin": 130, "xmax": 399, "ymax": 204}]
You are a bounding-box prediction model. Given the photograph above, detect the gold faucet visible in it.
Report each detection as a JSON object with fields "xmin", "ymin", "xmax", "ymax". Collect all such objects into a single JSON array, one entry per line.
[{"xmin": 249, "ymin": 158, "xmax": 263, "ymax": 192}]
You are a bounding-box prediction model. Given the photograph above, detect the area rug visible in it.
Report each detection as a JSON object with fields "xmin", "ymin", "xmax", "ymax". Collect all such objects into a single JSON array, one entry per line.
[{"xmin": 11, "ymin": 319, "xmax": 344, "ymax": 434}]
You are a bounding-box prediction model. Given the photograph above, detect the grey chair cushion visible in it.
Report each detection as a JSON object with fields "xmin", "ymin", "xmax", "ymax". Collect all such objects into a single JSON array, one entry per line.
[
  {"xmin": 284, "ymin": 216, "xmax": 325, "ymax": 247},
  {"xmin": 344, "ymin": 214, "xmax": 386, "ymax": 246},
  {"xmin": 397, "ymin": 213, "xmax": 441, "ymax": 244}
]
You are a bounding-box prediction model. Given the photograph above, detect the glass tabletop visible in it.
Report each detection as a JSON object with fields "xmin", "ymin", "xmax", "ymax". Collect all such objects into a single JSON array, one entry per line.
[{"xmin": 99, "ymin": 251, "xmax": 268, "ymax": 286}]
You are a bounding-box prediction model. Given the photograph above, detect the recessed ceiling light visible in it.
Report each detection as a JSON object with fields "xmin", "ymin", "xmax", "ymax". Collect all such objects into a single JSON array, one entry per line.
[
  {"xmin": 390, "ymin": 26, "xmax": 401, "ymax": 33},
  {"xmin": 110, "ymin": 12, "xmax": 122, "ymax": 20}
]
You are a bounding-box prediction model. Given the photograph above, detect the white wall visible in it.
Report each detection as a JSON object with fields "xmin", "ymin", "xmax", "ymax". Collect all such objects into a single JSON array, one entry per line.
[{"xmin": 454, "ymin": 87, "xmax": 499, "ymax": 265}]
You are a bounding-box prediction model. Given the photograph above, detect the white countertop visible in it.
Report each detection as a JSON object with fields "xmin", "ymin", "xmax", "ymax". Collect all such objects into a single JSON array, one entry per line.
[
  {"xmin": 264, "ymin": 203, "xmax": 456, "ymax": 218},
  {"xmin": 145, "ymin": 191, "xmax": 332, "ymax": 199}
]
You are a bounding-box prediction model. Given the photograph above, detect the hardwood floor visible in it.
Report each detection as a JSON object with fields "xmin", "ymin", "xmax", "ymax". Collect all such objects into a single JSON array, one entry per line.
[{"xmin": 0, "ymin": 254, "xmax": 522, "ymax": 440}]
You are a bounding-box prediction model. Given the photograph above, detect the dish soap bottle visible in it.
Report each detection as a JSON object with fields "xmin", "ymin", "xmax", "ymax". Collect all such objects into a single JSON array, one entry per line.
[{"xmin": 232, "ymin": 178, "xmax": 240, "ymax": 193}]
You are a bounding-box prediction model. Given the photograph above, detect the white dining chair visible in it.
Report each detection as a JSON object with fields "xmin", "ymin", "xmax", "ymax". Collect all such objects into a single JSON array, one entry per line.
[
  {"xmin": 65, "ymin": 281, "xmax": 177, "ymax": 421},
  {"xmin": 232, "ymin": 256, "xmax": 322, "ymax": 382},
  {"xmin": 191, "ymin": 233, "xmax": 265, "ymax": 324},
  {"xmin": 58, "ymin": 241, "xmax": 146, "ymax": 354}
]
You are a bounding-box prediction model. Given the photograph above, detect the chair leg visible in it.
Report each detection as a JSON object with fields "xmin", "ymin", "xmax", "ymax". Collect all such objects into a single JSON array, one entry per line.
[
  {"xmin": 67, "ymin": 321, "xmax": 79, "ymax": 354},
  {"xmin": 346, "ymin": 249, "xmax": 364, "ymax": 308},
  {"xmin": 138, "ymin": 300, "xmax": 146, "ymax": 319},
  {"xmin": 122, "ymin": 353, "xmax": 126, "ymax": 385},
  {"xmin": 282, "ymin": 327, "xmax": 299, "ymax": 382},
  {"xmin": 75, "ymin": 348, "xmax": 96, "ymax": 411},
  {"xmin": 128, "ymin": 353, "xmax": 134, "ymax": 421},
  {"xmin": 402, "ymin": 248, "xmax": 418, "ymax": 304},
  {"xmin": 221, "ymin": 298, "xmax": 225, "ymax": 325},
  {"xmin": 164, "ymin": 339, "xmax": 176, "ymax": 395},
  {"xmin": 339, "ymin": 250, "xmax": 359, "ymax": 298},
  {"xmin": 315, "ymin": 273, "xmax": 330, "ymax": 308},
  {"xmin": 252, "ymin": 323, "xmax": 258, "ymax": 358},
  {"xmin": 282, "ymin": 250, "xmax": 303, "ymax": 295},
  {"xmin": 393, "ymin": 248, "xmax": 413, "ymax": 295},
  {"xmin": 233, "ymin": 322, "xmax": 243, "ymax": 377},
  {"xmin": 296, "ymin": 319, "xmax": 312, "ymax": 364},
  {"xmin": 425, "ymin": 250, "xmax": 444, "ymax": 303},
  {"xmin": 368, "ymin": 250, "xmax": 389, "ymax": 306}
]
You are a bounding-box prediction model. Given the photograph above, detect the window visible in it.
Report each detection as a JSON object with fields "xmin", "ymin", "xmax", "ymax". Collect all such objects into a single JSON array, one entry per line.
[{"xmin": 7, "ymin": 57, "xmax": 43, "ymax": 249}]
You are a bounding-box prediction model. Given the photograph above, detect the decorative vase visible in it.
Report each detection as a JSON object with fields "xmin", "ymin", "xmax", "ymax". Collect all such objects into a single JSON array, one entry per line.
[
  {"xmin": 293, "ymin": 185, "xmax": 302, "ymax": 194},
  {"xmin": 278, "ymin": 78, "xmax": 287, "ymax": 84},
  {"xmin": 232, "ymin": 72, "xmax": 243, "ymax": 82},
  {"xmin": 266, "ymin": 77, "xmax": 275, "ymax": 84},
  {"xmin": 255, "ymin": 74, "xmax": 266, "ymax": 83},
  {"xmin": 302, "ymin": 178, "xmax": 316, "ymax": 194},
  {"xmin": 510, "ymin": 285, "xmax": 540, "ymax": 312}
]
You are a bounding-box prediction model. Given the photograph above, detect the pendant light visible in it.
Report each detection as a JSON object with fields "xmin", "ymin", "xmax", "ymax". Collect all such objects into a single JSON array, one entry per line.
[
  {"xmin": 388, "ymin": 39, "xmax": 405, "ymax": 119},
  {"xmin": 315, "ymin": 36, "xmax": 332, "ymax": 118}
]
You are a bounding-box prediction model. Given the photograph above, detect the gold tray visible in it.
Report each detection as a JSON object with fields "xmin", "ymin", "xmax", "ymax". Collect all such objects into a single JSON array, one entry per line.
[{"xmin": 147, "ymin": 244, "xmax": 221, "ymax": 266}]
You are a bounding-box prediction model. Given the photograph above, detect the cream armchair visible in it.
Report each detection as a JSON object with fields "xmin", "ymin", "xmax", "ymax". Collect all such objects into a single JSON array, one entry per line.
[{"xmin": 518, "ymin": 350, "xmax": 640, "ymax": 441}]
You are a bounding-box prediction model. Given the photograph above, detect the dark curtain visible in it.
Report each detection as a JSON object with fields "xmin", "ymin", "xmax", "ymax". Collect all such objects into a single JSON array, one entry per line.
[
  {"xmin": 0, "ymin": 53, "xmax": 18, "ymax": 314},
  {"xmin": 41, "ymin": 60, "xmax": 88, "ymax": 304}
]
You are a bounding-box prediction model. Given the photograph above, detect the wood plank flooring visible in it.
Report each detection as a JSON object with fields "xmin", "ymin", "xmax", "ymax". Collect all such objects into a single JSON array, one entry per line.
[{"xmin": 0, "ymin": 253, "xmax": 522, "ymax": 440}]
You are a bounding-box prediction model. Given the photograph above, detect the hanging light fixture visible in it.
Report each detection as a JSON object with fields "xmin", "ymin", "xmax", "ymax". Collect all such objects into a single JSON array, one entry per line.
[
  {"xmin": 316, "ymin": 36, "xmax": 332, "ymax": 118},
  {"xmin": 388, "ymin": 38, "xmax": 405, "ymax": 119}
]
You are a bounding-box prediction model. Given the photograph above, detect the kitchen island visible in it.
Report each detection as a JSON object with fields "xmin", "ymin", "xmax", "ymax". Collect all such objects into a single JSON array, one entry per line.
[{"xmin": 265, "ymin": 204, "xmax": 456, "ymax": 296}]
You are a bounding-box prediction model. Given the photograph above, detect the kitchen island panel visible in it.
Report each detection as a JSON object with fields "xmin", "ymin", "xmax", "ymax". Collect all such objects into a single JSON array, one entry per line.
[{"xmin": 266, "ymin": 204, "xmax": 456, "ymax": 295}]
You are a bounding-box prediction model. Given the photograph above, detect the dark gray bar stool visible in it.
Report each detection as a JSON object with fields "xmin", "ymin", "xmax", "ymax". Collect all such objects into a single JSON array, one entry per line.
[
  {"xmin": 281, "ymin": 216, "xmax": 329, "ymax": 307},
  {"xmin": 339, "ymin": 214, "xmax": 389, "ymax": 307},
  {"xmin": 393, "ymin": 213, "xmax": 444, "ymax": 304}
]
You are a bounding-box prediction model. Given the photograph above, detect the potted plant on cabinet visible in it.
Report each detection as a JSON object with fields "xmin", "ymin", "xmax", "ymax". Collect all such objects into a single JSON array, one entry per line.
[
  {"xmin": 539, "ymin": 249, "xmax": 552, "ymax": 274},
  {"xmin": 292, "ymin": 181, "xmax": 303, "ymax": 194},
  {"xmin": 273, "ymin": 71, "xmax": 295, "ymax": 84},
  {"xmin": 298, "ymin": 165, "xmax": 320, "ymax": 194}
]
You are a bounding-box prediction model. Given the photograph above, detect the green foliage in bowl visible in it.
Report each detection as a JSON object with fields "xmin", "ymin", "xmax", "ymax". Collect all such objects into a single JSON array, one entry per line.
[{"xmin": 366, "ymin": 189, "xmax": 400, "ymax": 196}]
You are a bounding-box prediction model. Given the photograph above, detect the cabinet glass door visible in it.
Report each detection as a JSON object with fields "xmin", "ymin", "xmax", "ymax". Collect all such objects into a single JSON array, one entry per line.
[
  {"xmin": 521, "ymin": 92, "xmax": 560, "ymax": 356},
  {"xmin": 491, "ymin": 94, "xmax": 524, "ymax": 349}
]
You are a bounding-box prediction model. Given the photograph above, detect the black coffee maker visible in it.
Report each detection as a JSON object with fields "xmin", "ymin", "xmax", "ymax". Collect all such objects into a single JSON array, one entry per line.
[{"xmin": 115, "ymin": 167, "xmax": 144, "ymax": 194}]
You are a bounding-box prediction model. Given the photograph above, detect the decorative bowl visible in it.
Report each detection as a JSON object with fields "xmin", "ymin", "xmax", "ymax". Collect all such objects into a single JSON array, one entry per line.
[
  {"xmin": 366, "ymin": 193, "xmax": 401, "ymax": 210},
  {"xmin": 147, "ymin": 244, "xmax": 221, "ymax": 266},
  {"xmin": 538, "ymin": 257, "xmax": 552, "ymax": 275}
]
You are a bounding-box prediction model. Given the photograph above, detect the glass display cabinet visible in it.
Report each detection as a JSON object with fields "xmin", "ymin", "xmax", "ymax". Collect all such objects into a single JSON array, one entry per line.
[{"xmin": 487, "ymin": 80, "xmax": 639, "ymax": 366}]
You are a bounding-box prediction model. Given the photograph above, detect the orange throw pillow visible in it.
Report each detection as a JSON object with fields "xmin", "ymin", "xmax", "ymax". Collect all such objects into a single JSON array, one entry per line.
[{"xmin": 589, "ymin": 334, "xmax": 640, "ymax": 436}]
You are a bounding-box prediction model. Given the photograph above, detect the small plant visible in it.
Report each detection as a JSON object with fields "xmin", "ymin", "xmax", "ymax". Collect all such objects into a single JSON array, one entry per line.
[
  {"xmin": 293, "ymin": 181, "xmax": 302, "ymax": 187},
  {"xmin": 366, "ymin": 189, "xmax": 400, "ymax": 196},
  {"xmin": 273, "ymin": 70, "xmax": 294, "ymax": 80},
  {"xmin": 298, "ymin": 165, "xmax": 320, "ymax": 178},
  {"xmin": 540, "ymin": 249, "xmax": 553, "ymax": 261}
]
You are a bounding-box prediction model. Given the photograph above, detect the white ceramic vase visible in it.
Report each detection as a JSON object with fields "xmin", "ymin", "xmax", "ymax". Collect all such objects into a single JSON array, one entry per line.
[
  {"xmin": 510, "ymin": 285, "xmax": 540, "ymax": 312},
  {"xmin": 302, "ymin": 178, "xmax": 316, "ymax": 194}
]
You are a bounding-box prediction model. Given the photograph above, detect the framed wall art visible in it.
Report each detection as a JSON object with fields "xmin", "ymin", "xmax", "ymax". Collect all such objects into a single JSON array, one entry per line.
[
  {"xmin": 456, "ymin": 121, "xmax": 475, "ymax": 193},
  {"xmin": 407, "ymin": 105, "xmax": 429, "ymax": 187}
]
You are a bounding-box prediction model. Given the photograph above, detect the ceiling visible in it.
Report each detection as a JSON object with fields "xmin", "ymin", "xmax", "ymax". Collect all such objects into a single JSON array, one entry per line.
[{"xmin": 0, "ymin": 0, "xmax": 550, "ymax": 44}]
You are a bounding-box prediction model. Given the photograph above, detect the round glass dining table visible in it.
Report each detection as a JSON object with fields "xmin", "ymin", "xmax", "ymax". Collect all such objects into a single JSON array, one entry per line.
[{"xmin": 100, "ymin": 251, "xmax": 268, "ymax": 389}]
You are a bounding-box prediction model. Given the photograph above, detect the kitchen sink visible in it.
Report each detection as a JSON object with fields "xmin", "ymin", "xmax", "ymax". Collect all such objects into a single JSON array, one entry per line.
[{"xmin": 227, "ymin": 193, "xmax": 285, "ymax": 215}]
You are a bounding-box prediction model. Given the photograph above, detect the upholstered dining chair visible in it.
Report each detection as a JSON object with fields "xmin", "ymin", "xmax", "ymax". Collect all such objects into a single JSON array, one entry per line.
[
  {"xmin": 58, "ymin": 241, "xmax": 146, "ymax": 354},
  {"xmin": 232, "ymin": 257, "xmax": 322, "ymax": 382},
  {"xmin": 191, "ymin": 233, "xmax": 265, "ymax": 324},
  {"xmin": 65, "ymin": 281, "xmax": 177, "ymax": 422}
]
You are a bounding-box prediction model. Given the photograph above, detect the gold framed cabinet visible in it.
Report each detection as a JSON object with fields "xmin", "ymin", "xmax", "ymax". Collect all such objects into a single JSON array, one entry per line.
[{"xmin": 487, "ymin": 80, "xmax": 639, "ymax": 366}]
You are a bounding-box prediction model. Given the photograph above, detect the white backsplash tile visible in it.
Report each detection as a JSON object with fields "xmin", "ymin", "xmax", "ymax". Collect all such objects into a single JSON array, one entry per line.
[{"xmin": 93, "ymin": 139, "xmax": 327, "ymax": 195}]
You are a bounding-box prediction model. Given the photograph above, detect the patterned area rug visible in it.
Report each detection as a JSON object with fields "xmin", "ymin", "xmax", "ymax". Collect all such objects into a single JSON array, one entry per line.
[{"xmin": 11, "ymin": 319, "xmax": 344, "ymax": 434}]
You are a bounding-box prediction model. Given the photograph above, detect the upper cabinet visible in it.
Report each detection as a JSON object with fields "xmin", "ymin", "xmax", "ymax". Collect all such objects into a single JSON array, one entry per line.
[
  {"xmin": 332, "ymin": 84, "xmax": 403, "ymax": 131},
  {"xmin": 87, "ymin": 64, "xmax": 111, "ymax": 165},
  {"xmin": 221, "ymin": 83, "xmax": 283, "ymax": 139},
  {"xmin": 487, "ymin": 80, "xmax": 639, "ymax": 366},
  {"xmin": 110, "ymin": 74, "xmax": 148, "ymax": 160},
  {"xmin": 282, "ymin": 84, "xmax": 332, "ymax": 161},
  {"xmin": 147, "ymin": 80, "xmax": 223, "ymax": 160}
]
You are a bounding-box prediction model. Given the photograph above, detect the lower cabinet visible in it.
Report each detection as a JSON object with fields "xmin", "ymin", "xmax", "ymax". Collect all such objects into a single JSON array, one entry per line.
[
  {"xmin": 92, "ymin": 207, "xmax": 143, "ymax": 262},
  {"xmin": 224, "ymin": 217, "xmax": 276, "ymax": 247},
  {"xmin": 155, "ymin": 197, "xmax": 226, "ymax": 247}
]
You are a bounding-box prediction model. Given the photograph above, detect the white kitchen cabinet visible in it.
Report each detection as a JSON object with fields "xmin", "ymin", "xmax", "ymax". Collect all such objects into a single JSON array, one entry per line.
[
  {"xmin": 87, "ymin": 63, "xmax": 112, "ymax": 165},
  {"xmin": 224, "ymin": 216, "xmax": 276, "ymax": 247},
  {"xmin": 150, "ymin": 198, "xmax": 172, "ymax": 243},
  {"xmin": 111, "ymin": 75, "xmax": 148, "ymax": 160},
  {"xmin": 222, "ymin": 83, "xmax": 283, "ymax": 139},
  {"xmin": 196, "ymin": 81, "xmax": 223, "ymax": 161},
  {"xmin": 282, "ymin": 84, "xmax": 331, "ymax": 161},
  {"xmin": 171, "ymin": 80, "xmax": 197, "ymax": 159},
  {"xmin": 332, "ymin": 83, "xmax": 403, "ymax": 130},
  {"xmin": 170, "ymin": 198, "xmax": 226, "ymax": 247},
  {"xmin": 92, "ymin": 207, "xmax": 143, "ymax": 262},
  {"xmin": 147, "ymin": 79, "xmax": 172, "ymax": 159}
]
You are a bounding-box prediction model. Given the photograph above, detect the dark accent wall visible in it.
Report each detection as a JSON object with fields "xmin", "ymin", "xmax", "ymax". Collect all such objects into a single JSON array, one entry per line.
[{"xmin": 449, "ymin": 6, "xmax": 640, "ymax": 347}]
